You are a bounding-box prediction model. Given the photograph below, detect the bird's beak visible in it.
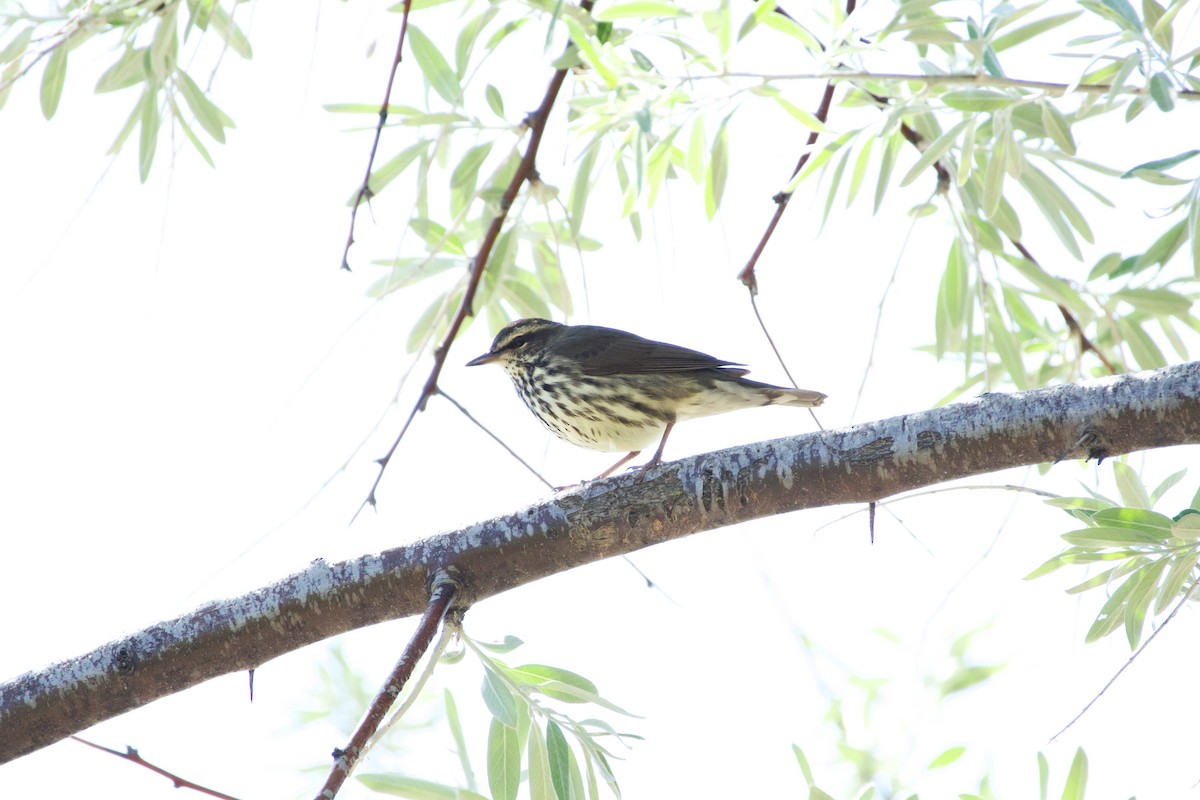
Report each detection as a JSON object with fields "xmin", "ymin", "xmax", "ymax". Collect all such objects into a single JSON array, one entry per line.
[{"xmin": 466, "ymin": 351, "xmax": 498, "ymax": 367}]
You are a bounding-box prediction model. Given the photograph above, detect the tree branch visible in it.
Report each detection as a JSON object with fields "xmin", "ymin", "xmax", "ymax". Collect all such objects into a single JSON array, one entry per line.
[
  {"xmin": 4, "ymin": 361, "xmax": 1200, "ymax": 762},
  {"xmin": 316, "ymin": 573, "xmax": 459, "ymax": 799}
]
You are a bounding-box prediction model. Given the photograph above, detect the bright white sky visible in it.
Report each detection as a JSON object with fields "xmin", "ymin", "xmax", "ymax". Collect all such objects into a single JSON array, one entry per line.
[{"xmin": 3, "ymin": 1, "xmax": 1200, "ymax": 798}]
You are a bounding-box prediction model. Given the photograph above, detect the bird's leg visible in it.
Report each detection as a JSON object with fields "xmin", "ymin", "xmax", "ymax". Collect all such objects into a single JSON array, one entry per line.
[
  {"xmin": 591, "ymin": 450, "xmax": 641, "ymax": 482},
  {"xmin": 634, "ymin": 421, "xmax": 674, "ymax": 482}
]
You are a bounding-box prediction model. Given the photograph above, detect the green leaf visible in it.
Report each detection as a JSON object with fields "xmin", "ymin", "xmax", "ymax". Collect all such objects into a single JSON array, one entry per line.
[
  {"xmin": 1085, "ymin": 574, "xmax": 1137, "ymax": 642},
  {"xmin": 149, "ymin": 3, "xmax": 180, "ymax": 77},
  {"xmin": 686, "ymin": 115, "xmax": 706, "ymax": 184},
  {"xmin": 1092, "ymin": 505, "xmax": 1174, "ymax": 533},
  {"xmin": 1149, "ymin": 72, "xmax": 1175, "ymax": 112},
  {"xmin": 545, "ymin": 720, "xmax": 571, "ymax": 800},
  {"xmin": 1124, "ymin": 558, "xmax": 1168, "ymax": 647},
  {"xmin": 1114, "ymin": 287, "xmax": 1193, "ymax": 316},
  {"xmin": 482, "ymin": 667, "xmax": 519, "ymax": 727},
  {"xmin": 444, "ymin": 690, "xmax": 475, "ymax": 791},
  {"xmin": 176, "ymin": 70, "xmax": 233, "ymax": 143},
  {"xmin": 1100, "ymin": 0, "xmax": 1142, "ymax": 29},
  {"xmin": 569, "ymin": 146, "xmax": 598, "ymax": 236},
  {"xmin": 357, "ymin": 774, "xmax": 471, "ymax": 799},
  {"xmin": 705, "ymin": 119, "xmax": 729, "ymax": 219},
  {"xmin": 874, "ymin": 132, "xmax": 903, "ymax": 214},
  {"xmin": 1038, "ymin": 752, "xmax": 1050, "ymax": 800},
  {"xmin": 1112, "ymin": 462, "xmax": 1152, "ymax": 509},
  {"xmin": 986, "ymin": 292, "xmax": 1027, "ymax": 388},
  {"xmin": 942, "ymin": 90, "xmax": 1019, "ymax": 111},
  {"xmin": 793, "ymin": 744, "xmax": 816, "ymax": 786},
  {"xmin": 1156, "ymin": 552, "xmax": 1200, "ymax": 613},
  {"xmin": 983, "ymin": 129, "xmax": 1007, "ymax": 217},
  {"xmin": 487, "ymin": 718, "xmax": 521, "ymax": 800},
  {"xmin": 1061, "ymin": 526, "xmax": 1163, "ymax": 546},
  {"xmin": 1087, "ymin": 251, "xmax": 1123, "ymax": 280},
  {"xmin": 1188, "ymin": 179, "xmax": 1200, "ymax": 279},
  {"xmin": 1040, "ymin": 103, "xmax": 1076, "ymax": 156},
  {"xmin": 901, "ymin": 119, "xmax": 967, "ymax": 187},
  {"xmin": 1016, "ymin": 165, "xmax": 1090, "ymax": 257},
  {"xmin": 451, "ymin": 142, "xmax": 494, "ymax": 215},
  {"xmin": 475, "ymin": 634, "xmax": 525, "ymax": 653},
  {"xmin": 993, "ymin": 11, "xmax": 1082, "ymax": 51},
  {"xmin": 1025, "ymin": 548, "xmax": 1137, "ymax": 580},
  {"xmin": 363, "ymin": 141, "xmax": 427, "ymax": 199},
  {"xmin": 40, "ymin": 45, "xmax": 68, "ymax": 120},
  {"xmin": 0, "ymin": 26, "xmax": 33, "ymax": 66},
  {"xmin": 1116, "ymin": 316, "xmax": 1166, "ymax": 368},
  {"xmin": 1061, "ymin": 749, "xmax": 1088, "ymax": 800},
  {"xmin": 847, "ymin": 136, "xmax": 874, "ymax": 206},
  {"xmin": 527, "ymin": 722, "xmax": 555, "ymax": 800},
  {"xmin": 1135, "ymin": 218, "xmax": 1188, "ymax": 271},
  {"xmin": 207, "ymin": 4, "xmax": 252, "ymax": 59},
  {"xmin": 1005, "ymin": 257, "xmax": 1088, "ymax": 315},
  {"xmin": 408, "ymin": 26, "xmax": 462, "ymax": 105},
  {"xmin": 761, "ymin": 11, "xmax": 822, "ymax": 51},
  {"xmin": 455, "ymin": 8, "xmax": 499, "ymax": 78},
  {"xmin": 96, "ymin": 47, "xmax": 147, "ymax": 93},
  {"xmin": 594, "ymin": 1, "xmax": 684, "ymax": 20},
  {"xmin": 774, "ymin": 96, "xmax": 829, "ymax": 132},
  {"xmin": 138, "ymin": 89, "xmax": 160, "ymax": 181},
  {"xmin": 928, "ymin": 746, "xmax": 967, "ymax": 769},
  {"xmin": 507, "ymin": 664, "xmax": 597, "ymax": 697},
  {"xmin": 485, "ymin": 83, "xmax": 504, "ymax": 117},
  {"xmin": 935, "ymin": 239, "xmax": 969, "ymax": 358}
]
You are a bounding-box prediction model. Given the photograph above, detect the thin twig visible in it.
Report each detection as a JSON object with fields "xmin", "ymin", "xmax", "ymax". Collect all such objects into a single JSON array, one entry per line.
[
  {"xmin": 315, "ymin": 573, "xmax": 460, "ymax": 800},
  {"xmin": 1010, "ymin": 240, "xmax": 1118, "ymax": 375},
  {"xmin": 1051, "ymin": 575, "xmax": 1200, "ymax": 741},
  {"xmin": 355, "ymin": 0, "xmax": 595, "ymax": 516},
  {"xmin": 340, "ymin": 0, "xmax": 414, "ymax": 271},
  {"xmin": 70, "ymin": 737, "xmax": 241, "ymax": 800},
  {"xmin": 664, "ymin": 70, "xmax": 1200, "ymax": 101},
  {"xmin": 437, "ymin": 389, "xmax": 554, "ymax": 489}
]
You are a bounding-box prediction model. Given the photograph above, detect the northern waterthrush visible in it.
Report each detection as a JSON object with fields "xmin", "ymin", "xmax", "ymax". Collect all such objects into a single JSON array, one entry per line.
[{"xmin": 466, "ymin": 318, "xmax": 826, "ymax": 480}]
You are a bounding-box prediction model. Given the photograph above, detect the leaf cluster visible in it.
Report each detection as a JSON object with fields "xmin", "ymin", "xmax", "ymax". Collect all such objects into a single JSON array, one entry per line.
[{"xmin": 1027, "ymin": 462, "xmax": 1200, "ymax": 649}]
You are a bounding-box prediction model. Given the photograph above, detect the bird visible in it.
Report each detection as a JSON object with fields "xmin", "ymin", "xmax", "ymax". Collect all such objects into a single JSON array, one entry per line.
[{"xmin": 466, "ymin": 318, "xmax": 826, "ymax": 481}]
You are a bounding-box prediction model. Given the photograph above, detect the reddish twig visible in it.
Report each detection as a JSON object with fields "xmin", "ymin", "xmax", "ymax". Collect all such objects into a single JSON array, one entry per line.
[
  {"xmin": 736, "ymin": 80, "xmax": 837, "ymax": 293},
  {"xmin": 355, "ymin": 0, "xmax": 594, "ymax": 516},
  {"xmin": 315, "ymin": 573, "xmax": 460, "ymax": 800},
  {"xmin": 340, "ymin": 0, "xmax": 414, "ymax": 271},
  {"xmin": 1010, "ymin": 240, "xmax": 1118, "ymax": 374},
  {"xmin": 70, "ymin": 737, "xmax": 241, "ymax": 800},
  {"xmin": 737, "ymin": 0, "xmax": 859, "ymax": 292}
]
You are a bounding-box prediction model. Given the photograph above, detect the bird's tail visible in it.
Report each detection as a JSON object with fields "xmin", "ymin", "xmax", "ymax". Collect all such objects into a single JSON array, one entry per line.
[{"xmin": 769, "ymin": 387, "xmax": 827, "ymax": 407}]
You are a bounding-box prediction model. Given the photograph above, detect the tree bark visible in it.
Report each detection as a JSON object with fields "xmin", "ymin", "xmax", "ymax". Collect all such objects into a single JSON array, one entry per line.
[{"xmin": 3, "ymin": 361, "xmax": 1199, "ymax": 762}]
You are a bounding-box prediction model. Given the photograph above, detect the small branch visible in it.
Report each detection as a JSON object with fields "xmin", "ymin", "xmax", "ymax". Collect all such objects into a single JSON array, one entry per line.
[
  {"xmin": 355, "ymin": 0, "xmax": 595, "ymax": 515},
  {"xmin": 70, "ymin": 737, "xmax": 241, "ymax": 800},
  {"xmin": 315, "ymin": 573, "xmax": 460, "ymax": 800},
  {"xmin": 678, "ymin": 70, "xmax": 1200, "ymax": 101},
  {"xmin": 437, "ymin": 389, "xmax": 554, "ymax": 489},
  {"xmin": 1051, "ymin": 575, "xmax": 1200, "ymax": 741},
  {"xmin": 1010, "ymin": 241, "xmax": 1117, "ymax": 375},
  {"xmin": 736, "ymin": 80, "xmax": 836, "ymax": 292},
  {"xmin": 340, "ymin": 0, "xmax": 414, "ymax": 271}
]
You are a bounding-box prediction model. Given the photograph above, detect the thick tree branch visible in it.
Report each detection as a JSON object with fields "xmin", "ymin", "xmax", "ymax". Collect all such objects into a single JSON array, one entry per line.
[{"xmin": 4, "ymin": 361, "xmax": 1200, "ymax": 762}]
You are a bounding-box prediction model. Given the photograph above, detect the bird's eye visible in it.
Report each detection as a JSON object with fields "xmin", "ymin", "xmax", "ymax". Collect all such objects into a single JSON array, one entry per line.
[{"xmin": 506, "ymin": 334, "xmax": 532, "ymax": 351}]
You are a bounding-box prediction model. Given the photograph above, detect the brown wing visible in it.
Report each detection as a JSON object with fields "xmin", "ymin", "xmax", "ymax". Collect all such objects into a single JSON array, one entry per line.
[{"xmin": 556, "ymin": 325, "xmax": 748, "ymax": 376}]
